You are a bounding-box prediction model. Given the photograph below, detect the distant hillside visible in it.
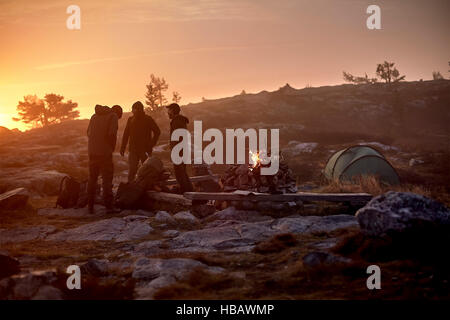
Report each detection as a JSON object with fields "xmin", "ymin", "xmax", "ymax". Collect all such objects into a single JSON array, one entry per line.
[
  {"xmin": 6, "ymin": 80, "xmax": 450, "ymax": 150},
  {"xmin": 0, "ymin": 126, "xmax": 10, "ymax": 135},
  {"xmin": 0, "ymin": 126, "xmax": 21, "ymax": 137},
  {"xmin": 178, "ymin": 80, "xmax": 450, "ymax": 151}
]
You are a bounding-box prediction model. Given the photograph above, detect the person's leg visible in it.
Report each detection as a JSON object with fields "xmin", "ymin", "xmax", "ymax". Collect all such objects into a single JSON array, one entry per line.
[
  {"xmin": 128, "ymin": 151, "xmax": 138, "ymax": 182},
  {"xmin": 100, "ymin": 154, "xmax": 114, "ymax": 209},
  {"xmin": 174, "ymin": 164, "xmax": 193, "ymax": 193},
  {"xmin": 87, "ymin": 155, "xmax": 100, "ymax": 213},
  {"xmin": 139, "ymin": 151, "xmax": 148, "ymax": 165}
]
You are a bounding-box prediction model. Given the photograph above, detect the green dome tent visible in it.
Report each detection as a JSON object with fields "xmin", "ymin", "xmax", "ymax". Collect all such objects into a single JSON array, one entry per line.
[{"xmin": 324, "ymin": 145, "xmax": 400, "ymax": 185}]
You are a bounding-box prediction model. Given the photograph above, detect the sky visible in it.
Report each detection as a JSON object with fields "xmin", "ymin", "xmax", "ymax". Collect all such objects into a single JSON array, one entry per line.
[{"xmin": 0, "ymin": 0, "xmax": 449, "ymax": 130}]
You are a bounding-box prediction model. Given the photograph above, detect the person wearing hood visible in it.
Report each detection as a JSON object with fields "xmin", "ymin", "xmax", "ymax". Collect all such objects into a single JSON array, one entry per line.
[
  {"xmin": 166, "ymin": 103, "xmax": 193, "ymax": 193},
  {"xmin": 87, "ymin": 104, "xmax": 123, "ymax": 214},
  {"xmin": 120, "ymin": 101, "xmax": 161, "ymax": 182}
]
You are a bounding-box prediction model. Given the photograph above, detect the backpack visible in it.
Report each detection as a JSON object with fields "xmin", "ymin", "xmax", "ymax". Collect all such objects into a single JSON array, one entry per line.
[
  {"xmin": 136, "ymin": 156, "xmax": 165, "ymax": 189},
  {"xmin": 75, "ymin": 180, "xmax": 89, "ymax": 208},
  {"xmin": 56, "ymin": 176, "xmax": 81, "ymax": 209},
  {"xmin": 115, "ymin": 182, "xmax": 145, "ymax": 209}
]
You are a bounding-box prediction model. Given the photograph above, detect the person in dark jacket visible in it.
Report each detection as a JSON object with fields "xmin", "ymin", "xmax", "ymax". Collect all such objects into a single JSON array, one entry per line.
[
  {"xmin": 120, "ymin": 101, "xmax": 161, "ymax": 182},
  {"xmin": 166, "ymin": 103, "xmax": 193, "ymax": 193},
  {"xmin": 87, "ymin": 104, "xmax": 123, "ymax": 214}
]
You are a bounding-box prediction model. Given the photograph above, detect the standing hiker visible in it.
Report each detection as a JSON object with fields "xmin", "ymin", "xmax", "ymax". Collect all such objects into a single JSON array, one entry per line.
[
  {"xmin": 120, "ymin": 101, "xmax": 161, "ymax": 182},
  {"xmin": 166, "ymin": 103, "xmax": 194, "ymax": 193},
  {"xmin": 87, "ymin": 104, "xmax": 123, "ymax": 214}
]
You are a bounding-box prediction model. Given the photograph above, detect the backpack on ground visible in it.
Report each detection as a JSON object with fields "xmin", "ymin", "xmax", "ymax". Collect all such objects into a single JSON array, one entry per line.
[
  {"xmin": 56, "ymin": 176, "xmax": 81, "ymax": 209},
  {"xmin": 115, "ymin": 182, "xmax": 145, "ymax": 209},
  {"xmin": 75, "ymin": 180, "xmax": 89, "ymax": 208}
]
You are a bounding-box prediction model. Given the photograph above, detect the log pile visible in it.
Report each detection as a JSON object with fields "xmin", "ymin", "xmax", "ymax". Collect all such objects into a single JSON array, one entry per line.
[{"xmin": 221, "ymin": 160, "xmax": 298, "ymax": 194}]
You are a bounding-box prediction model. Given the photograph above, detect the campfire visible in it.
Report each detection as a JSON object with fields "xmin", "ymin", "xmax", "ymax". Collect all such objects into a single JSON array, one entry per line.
[{"xmin": 221, "ymin": 151, "xmax": 298, "ymax": 194}]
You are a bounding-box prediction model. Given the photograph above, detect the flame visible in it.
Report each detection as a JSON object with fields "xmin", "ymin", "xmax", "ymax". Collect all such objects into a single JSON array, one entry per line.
[{"xmin": 249, "ymin": 150, "xmax": 260, "ymax": 168}]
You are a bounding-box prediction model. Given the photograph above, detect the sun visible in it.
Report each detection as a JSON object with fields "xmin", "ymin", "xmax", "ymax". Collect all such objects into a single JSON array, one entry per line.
[{"xmin": 0, "ymin": 113, "xmax": 26, "ymax": 131}]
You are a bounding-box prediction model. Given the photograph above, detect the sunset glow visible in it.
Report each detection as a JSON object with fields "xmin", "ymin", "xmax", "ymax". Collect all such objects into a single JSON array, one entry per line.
[{"xmin": 1, "ymin": 0, "xmax": 449, "ymax": 130}]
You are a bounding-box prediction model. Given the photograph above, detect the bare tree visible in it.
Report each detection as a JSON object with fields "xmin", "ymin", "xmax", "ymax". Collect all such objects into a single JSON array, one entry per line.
[
  {"xmin": 13, "ymin": 94, "xmax": 79, "ymax": 128},
  {"xmin": 145, "ymin": 81, "xmax": 158, "ymax": 112},
  {"xmin": 376, "ymin": 61, "xmax": 405, "ymax": 83},
  {"xmin": 343, "ymin": 71, "xmax": 378, "ymax": 84},
  {"xmin": 172, "ymin": 91, "xmax": 181, "ymax": 104},
  {"xmin": 145, "ymin": 74, "xmax": 169, "ymax": 113}
]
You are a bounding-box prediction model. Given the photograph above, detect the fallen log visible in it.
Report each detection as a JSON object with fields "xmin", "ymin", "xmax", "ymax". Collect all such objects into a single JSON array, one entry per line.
[
  {"xmin": 146, "ymin": 191, "xmax": 192, "ymax": 206},
  {"xmin": 163, "ymin": 174, "xmax": 219, "ymax": 186},
  {"xmin": 183, "ymin": 190, "xmax": 372, "ymax": 205}
]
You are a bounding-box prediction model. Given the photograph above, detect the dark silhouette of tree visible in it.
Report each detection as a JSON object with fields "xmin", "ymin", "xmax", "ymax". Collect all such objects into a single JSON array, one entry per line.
[
  {"xmin": 376, "ymin": 61, "xmax": 405, "ymax": 83},
  {"xmin": 145, "ymin": 74, "xmax": 169, "ymax": 113},
  {"xmin": 343, "ymin": 71, "xmax": 378, "ymax": 84},
  {"xmin": 432, "ymin": 71, "xmax": 444, "ymax": 80},
  {"xmin": 13, "ymin": 94, "xmax": 79, "ymax": 128},
  {"xmin": 172, "ymin": 91, "xmax": 181, "ymax": 103}
]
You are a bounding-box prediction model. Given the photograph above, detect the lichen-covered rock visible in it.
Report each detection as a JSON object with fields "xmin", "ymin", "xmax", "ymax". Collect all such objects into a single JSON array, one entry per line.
[
  {"xmin": 302, "ymin": 252, "xmax": 351, "ymax": 269},
  {"xmin": 154, "ymin": 211, "xmax": 176, "ymax": 225},
  {"xmin": 0, "ymin": 270, "xmax": 60, "ymax": 300},
  {"xmin": 132, "ymin": 258, "xmax": 224, "ymax": 299},
  {"xmin": 47, "ymin": 217, "xmax": 152, "ymax": 242},
  {"xmin": 356, "ymin": 191, "xmax": 450, "ymax": 236},
  {"xmin": 38, "ymin": 205, "xmax": 108, "ymax": 217},
  {"xmin": 204, "ymin": 206, "xmax": 271, "ymax": 223},
  {"xmin": 173, "ymin": 211, "xmax": 198, "ymax": 225},
  {"xmin": 31, "ymin": 285, "xmax": 63, "ymax": 300},
  {"xmin": 80, "ymin": 259, "xmax": 110, "ymax": 277},
  {"xmin": 271, "ymin": 215, "xmax": 358, "ymax": 234},
  {"xmin": 0, "ymin": 225, "xmax": 56, "ymax": 244}
]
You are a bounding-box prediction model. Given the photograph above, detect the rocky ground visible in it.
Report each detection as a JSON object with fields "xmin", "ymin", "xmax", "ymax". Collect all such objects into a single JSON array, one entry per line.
[{"xmin": 0, "ymin": 190, "xmax": 449, "ymax": 300}]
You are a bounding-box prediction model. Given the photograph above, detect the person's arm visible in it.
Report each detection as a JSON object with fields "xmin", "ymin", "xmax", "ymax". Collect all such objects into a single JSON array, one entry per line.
[
  {"xmin": 108, "ymin": 114, "xmax": 119, "ymax": 152},
  {"xmin": 169, "ymin": 117, "xmax": 186, "ymax": 149},
  {"xmin": 120, "ymin": 117, "xmax": 131, "ymax": 155},
  {"xmin": 87, "ymin": 115, "xmax": 94, "ymax": 136},
  {"xmin": 149, "ymin": 117, "xmax": 161, "ymax": 149}
]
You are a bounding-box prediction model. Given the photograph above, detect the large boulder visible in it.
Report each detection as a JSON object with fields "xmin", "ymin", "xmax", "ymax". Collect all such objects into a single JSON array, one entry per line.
[
  {"xmin": 0, "ymin": 188, "xmax": 29, "ymax": 210},
  {"xmin": 0, "ymin": 169, "xmax": 66, "ymax": 196},
  {"xmin": 356, "ymin": 191, "xmax": 450, "ymax": 236}
]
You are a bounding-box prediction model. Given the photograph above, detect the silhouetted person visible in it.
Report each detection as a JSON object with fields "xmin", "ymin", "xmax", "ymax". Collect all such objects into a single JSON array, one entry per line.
[
  {"xmin": 87, "ymin": 104, "xmax": 123, "ymax": 214},
  {"xmin": 120, "ymin": 101, "xmax": 160, "ymax": 182},
  {"xmin": 166, "ymin": 103, "xmax": 193, "ymax": 193}
]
